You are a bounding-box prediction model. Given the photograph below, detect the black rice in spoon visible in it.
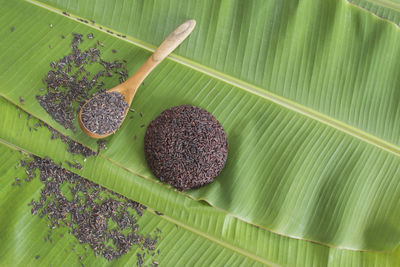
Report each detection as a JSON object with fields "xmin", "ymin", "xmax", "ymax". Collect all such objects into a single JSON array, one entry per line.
[
  {"xmin": 80, "ymin": 91, "xmax": 129, "ymax": 135},
  {"xmin": 144, "ymin": 105, "xmax": 228, "ymax": 191}
]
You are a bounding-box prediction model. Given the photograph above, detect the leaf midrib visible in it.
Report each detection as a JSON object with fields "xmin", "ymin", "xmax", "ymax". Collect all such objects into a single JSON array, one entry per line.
[
  {"xmin": 27, "ymin": 0, "xmax": 400, "ymax": 158},
  {"xmin": 361, "ymin": 0, "xmax": 400, "ymax": 11}
]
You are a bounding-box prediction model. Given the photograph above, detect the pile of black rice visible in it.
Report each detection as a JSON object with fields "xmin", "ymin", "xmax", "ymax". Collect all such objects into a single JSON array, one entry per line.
[{"xmin": 145, "ymin": 105, "xmax": 228, "ymax": 191}]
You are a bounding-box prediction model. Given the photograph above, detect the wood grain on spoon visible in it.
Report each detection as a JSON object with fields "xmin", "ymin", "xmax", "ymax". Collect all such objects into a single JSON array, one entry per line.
[{"xmin": 79, "ymin": 19, "xmax": 196, "ymax": 139}]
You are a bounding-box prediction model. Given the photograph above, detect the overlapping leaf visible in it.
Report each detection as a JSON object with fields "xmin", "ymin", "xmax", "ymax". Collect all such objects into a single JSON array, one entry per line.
[{"xmin": 1, "ymin": 88, "xmax": 400, "ymax": 267}]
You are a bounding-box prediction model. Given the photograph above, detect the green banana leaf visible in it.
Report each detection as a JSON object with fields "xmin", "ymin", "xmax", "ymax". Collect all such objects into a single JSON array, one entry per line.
[
  {"xmin": 1, "ymin": 0, "xmax": 400, "ymax": 265},
  {"xmin": 2, "ymin": 89, "xmax": 400, "ymax": 267}
]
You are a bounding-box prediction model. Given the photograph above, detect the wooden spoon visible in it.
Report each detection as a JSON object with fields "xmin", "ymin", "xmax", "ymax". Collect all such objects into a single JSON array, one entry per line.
[{"xmin": 79, "ymin": 19, "xmax": 196, "ymax": 139}]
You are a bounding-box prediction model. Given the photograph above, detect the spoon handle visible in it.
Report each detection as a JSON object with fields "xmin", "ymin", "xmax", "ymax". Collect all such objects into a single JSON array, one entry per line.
[
  {"xmin": 122, "ymin": 20, "xmax": 196, "ymax": 103},
  {"xmin": 151, "ymin": 19, "xmax": 196, "ymax": 62}
]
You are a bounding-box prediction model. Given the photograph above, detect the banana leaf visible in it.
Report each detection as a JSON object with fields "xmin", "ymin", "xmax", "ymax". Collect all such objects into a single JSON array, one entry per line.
[
  {"xmin": 2, "ymin": 88, "xmax": 400, "ymax": 267},
  {"xmin": 0, "ymin": 0, "xmax": 400, "ymax": 265}
]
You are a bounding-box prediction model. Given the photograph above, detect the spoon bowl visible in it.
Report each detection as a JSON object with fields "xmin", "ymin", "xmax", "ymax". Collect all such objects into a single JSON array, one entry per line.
[{"xmin": 79, "ymin": 19, "xmax": 196, "ymax": 138}]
